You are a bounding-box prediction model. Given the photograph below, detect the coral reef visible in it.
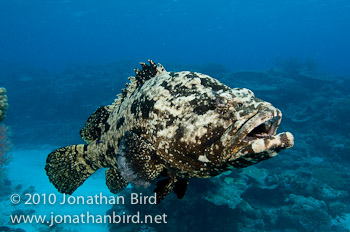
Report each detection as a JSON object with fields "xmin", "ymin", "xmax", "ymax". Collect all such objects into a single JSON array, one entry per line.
[
  {"xmin": 0, "ymin": 87, "xmax": 8, "ymax": 122},
  {"xmin": 0, "ymin": 87, "xmax": 10, "ymax": 195},
  {"xmin": 0, "ymin": 62, "xmax": 134, "ymax": 147},
  {"xmin": 105, "ymin": 60, "xmax": 350, "ymax": 232},
  {"xmin": 0, "ymin": 125, "xmax": 10, "ymax": 185},
  {"xmin": 1, "ymin": 60, "xmax": 350, "ymax": 231},
  {"xmin": 107, "ymin": 163, "xmax": 350, "ymax": 232},
  {"xmin": 275, "ymin": 57, "xmax": 318, "ymax": 77}
]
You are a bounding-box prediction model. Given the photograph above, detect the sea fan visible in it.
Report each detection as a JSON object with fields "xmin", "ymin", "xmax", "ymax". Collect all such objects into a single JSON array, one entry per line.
[{"xmin": 0, "ymin": 87, "xmax": 8, "ymax": 122}]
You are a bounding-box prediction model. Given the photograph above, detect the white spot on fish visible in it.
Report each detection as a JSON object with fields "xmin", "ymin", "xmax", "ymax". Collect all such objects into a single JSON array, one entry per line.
[{"xmin": 198, "ymin": 155, "xmax": 210, "ymax": 163}]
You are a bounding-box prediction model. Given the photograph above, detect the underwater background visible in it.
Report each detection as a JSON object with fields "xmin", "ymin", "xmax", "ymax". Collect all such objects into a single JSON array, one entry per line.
[{"xmin": 1, "ymin": 0, "xmax": 350, "ymax": 231}]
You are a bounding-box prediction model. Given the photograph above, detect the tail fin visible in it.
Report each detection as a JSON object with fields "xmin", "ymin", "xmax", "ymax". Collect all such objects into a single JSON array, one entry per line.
[{"xmin": 45, "ymin": 144, "xmax": 97, "ymax": 194}]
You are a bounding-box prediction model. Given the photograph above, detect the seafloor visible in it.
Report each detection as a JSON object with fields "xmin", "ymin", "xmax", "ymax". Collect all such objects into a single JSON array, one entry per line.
[{"xmin": 0, "ymin": 59, "xmax": 349, "ymax": 232}]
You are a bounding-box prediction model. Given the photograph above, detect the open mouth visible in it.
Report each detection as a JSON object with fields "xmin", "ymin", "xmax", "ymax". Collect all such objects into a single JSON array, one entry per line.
[
  {"xmin": 221, "ymin": 106, "xmax": 294, "ymax": 166},
  {"xmin": 242, "ymin": 116, "xmax": 280, "ymax": 143},
  {"xmin": 225, "ymin": 108, "xmax": 294, "ymax": 165},
  {"xmin": 236, "ymin": 108, "xmax": 282, "ymax": 145}
]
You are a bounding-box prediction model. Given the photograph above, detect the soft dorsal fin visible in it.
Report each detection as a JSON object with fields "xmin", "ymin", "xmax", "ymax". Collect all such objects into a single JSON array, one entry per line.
[
  {"xmin": 110, "ymin": 60, "xmax": 166, "ymax": 108},
  {"xmin": 80, "ymin": 106, "xmax": 110, "ymax": 144}
]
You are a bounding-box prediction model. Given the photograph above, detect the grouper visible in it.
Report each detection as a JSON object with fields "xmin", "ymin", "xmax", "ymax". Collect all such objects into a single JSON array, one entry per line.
[{"xmin": 45, "ymin": 60, "xmax": 294, "ymax": 202}]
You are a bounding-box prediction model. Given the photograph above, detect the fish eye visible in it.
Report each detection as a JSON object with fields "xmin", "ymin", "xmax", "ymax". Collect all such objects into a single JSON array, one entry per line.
[
  {"xmin": 237, "ymin": 103, "xmax": 243, "ymax": 108},
  {"xmin": 216, "ymin": 97, "xmax": 228, "ymax": 106}
]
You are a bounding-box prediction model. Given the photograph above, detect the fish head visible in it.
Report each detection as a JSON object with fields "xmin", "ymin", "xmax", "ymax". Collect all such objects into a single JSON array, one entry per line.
[{"xmin": 214, "ymin": 87, "xmax": 294, "ymax": 168}]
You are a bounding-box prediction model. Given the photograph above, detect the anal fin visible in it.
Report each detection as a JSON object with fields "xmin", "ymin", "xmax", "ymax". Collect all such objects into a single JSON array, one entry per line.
[
  {"xmin": 173, "ymin": 178, "xmax": 189, "ymax": 199},
  {"xmin": 154, "ymin": 177, "xmax": 176, "ymax": 204},
  {"xmin": 154, "ymin": 176, "xmax": 189, "ymax": 203}
]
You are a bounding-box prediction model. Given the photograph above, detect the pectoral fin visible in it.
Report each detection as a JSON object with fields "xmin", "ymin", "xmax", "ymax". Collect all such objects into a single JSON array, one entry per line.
[
  {"xmin": 117, "ymin": 131, "xmax": 164, "ymax": 187},
  {"xmin": 105, "ymin": 168, "xmax": 128, "ymax": 194}
]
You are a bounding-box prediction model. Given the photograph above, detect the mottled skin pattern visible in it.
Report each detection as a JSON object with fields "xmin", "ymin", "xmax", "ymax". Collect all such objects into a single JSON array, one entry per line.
[{"xmin": 45, "ymin": 60, "xmax": 294, "ymax": 202}]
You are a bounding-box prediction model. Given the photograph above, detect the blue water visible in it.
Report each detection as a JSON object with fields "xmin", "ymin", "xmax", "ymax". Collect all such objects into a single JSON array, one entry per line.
[
  {"xmin": 1, "ymin": 0, "xmax": 350, "ymax": 232},
  {"xmin": 1, "ymin": 0, "xmax": 350, "ymax": 74}
]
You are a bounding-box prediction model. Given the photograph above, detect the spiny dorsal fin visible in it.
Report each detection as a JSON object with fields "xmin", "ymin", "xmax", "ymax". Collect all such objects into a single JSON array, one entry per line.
[
  {"xmin": 109, "ymin": 59, "xmax": 166, "ymax": 109},
  {"xmin": 134, "ymin": 60, "xmax": 165, "ymax": 87}
]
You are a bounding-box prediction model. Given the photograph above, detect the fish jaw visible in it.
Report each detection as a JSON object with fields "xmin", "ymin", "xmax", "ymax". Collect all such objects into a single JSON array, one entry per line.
[
  {"xmin": 221, "ymin": 104, "xmax": 294, "ymax": 168},
  {"xmin": 227, "ymin": 132, "xmax": 294, "ymax": 168}
]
